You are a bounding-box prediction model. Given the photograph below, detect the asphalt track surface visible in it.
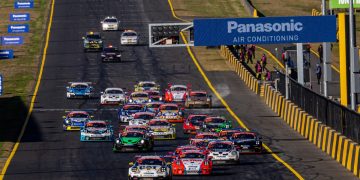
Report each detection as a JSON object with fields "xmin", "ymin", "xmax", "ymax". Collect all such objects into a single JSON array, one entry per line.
[{"xmin": 3, "ymin": 0, "xmax": 356, "ymax": 179}]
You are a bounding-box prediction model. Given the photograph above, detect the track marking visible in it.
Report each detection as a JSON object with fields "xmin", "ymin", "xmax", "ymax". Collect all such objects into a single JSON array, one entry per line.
[
  {"xmin": 167, "ymin": 0, "xmax": 304, "ymax": 179},
  {"xmin": 0, "ymin": 0, "xmax": 56, "ymax": 179}
]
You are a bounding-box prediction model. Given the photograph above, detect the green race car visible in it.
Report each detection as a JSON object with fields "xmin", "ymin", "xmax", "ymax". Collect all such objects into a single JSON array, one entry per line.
[
  {"xmin": 202, "ymin": 116, "xmax": 232, "ymax": 132},
  {"xmin": 82, "ymin": 32, "xmax": 103, "ymax": 52},
  {"xmin": 113, "ymin": 130, "xmax": 154, "ymax": 152}
]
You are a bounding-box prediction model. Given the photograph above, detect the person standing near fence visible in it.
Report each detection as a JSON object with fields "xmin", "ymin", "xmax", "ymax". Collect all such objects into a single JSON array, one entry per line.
[
  {"xmin": 247, "ymin": 48, "xmax": 253, "ymax": 64},
  {"xmin": 255, "ymin": 61, "xmax": 262, "ymax": 79},
  {"xmin": 261, "ymin": 54, "xmax": 267, "ymax": 71},
  {"xmin": 316, "ymin": 63, "xmax": 322, "ymax": 85},
  {"xmin": 318, "ymin": 44, "xmax": 323, "ymax": 63},
  {"xmin": 251, "ymin": 44, "xmax": 256, "ymax": 58}
]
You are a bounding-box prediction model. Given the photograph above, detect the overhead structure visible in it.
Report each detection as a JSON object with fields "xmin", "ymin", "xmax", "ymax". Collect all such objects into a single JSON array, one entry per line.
[{"xmin": 148, "ymin": 22, "xmax": 193, "ymax": 47}]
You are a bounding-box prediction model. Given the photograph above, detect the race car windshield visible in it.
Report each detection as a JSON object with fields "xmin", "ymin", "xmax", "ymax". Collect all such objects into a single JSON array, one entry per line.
[
  {"xmin": 190, "ymin": 116, "xmax": 207, "ymax": 123},
  {"xmin": 123, "ymin": 32, "xmax": 137, "ymax": 36},
  {"xmin": 208, "ymin": 118, "xmax": 226, "ymax": 123},
  {"xmin": 135, "ymin": 114, "xmax": 154, "ymax": 120},
  {"xmin": 138, "ymin": 159, "xmax": 163, "ymax": 166},
  {"xmin": 123, "ymin": 132, "xmax": 144, "ymax": 137},
  {"xmin": 132, "ymin": 93, "xmax": 148, "ymax": 98},
  {"xmin": 86, "ymin": 35, "xmax": 101, "ymax": 39},
  {"xmin": 199, "ymin": 135, "xmax": 217, "ymax": 139},
  {"xmin": 161, "ymin": 106, "xmax": 178, "ymax": 111},
  {"xmin": 104, "ymin": 19, "xmax": 117, "ymax": 23},
  {"xmin": 103, "ymin": 48, "xmax": 118, "ymax": 53},
  {"xmin": 147, "ymin": 103, "xmax": 161, "ymax": 108},
  {"xmin": 124, "ymin": 105, "xmax": 142, "ymax": 110},
  {"xmin": 182, "ymin": 153, "xmax": 205, "ymax": 159},
  {"xmin": 208, "ymin": 143, "xmax": 232, "ymax": 151},
  {"xmin": 191, "ymin": 93, "xmax": 207, "ymax": 97},
  {"xmin": 106, "ymin": 90, "xmax": 123, "ymax": 94},
  {"xmin": 150, "ymin": 121, "xmax": 169, "ymax": 126},
  {"xmin": 86, "ymin": 123, "xmax": 106, "ymax": 128},
  {"xmin": 71, "ymin": 84, "xmax": 88, "ymax": 89},
  {"xmin": 234, "ymin": 134, "xmax": 255, "ymax": 140},
  {"xmin": 69, "ymin": 113, "xmax": 89, "ymax": 118},
  {"xmin": 140, "ymin": 83, "xmax": 155, "ymax": 87},
  {"xmin": 194, "ymin": 141, "xmax": 209, "ymax": 147},
  {"xmin": 147, "ymin": 91, "xmax": 159, "ymax": 95},
  {"xmin": 171, "ymin": 87, "xmax": 186, "ymax": 91},
  {"xmin": 128, "ymin": 127, "xmax": 146, "ymax": 131}
]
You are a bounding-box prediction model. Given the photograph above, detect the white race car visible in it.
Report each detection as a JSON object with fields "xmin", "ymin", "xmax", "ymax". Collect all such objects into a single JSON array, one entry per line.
[
  {"xmin": 129, "ymin": 112, "xmax": 155, "ymax": 126},
  {"xmin": 121, "ymin": 30, "xmax": 139, "ymax": 45},
  {"xmin": 164, "ymin": 84, "xmax": 189, "ymax": 103},
  {"xmin": 148, "ymin": 119, "xmax": 176, "ymax": 140},
  {"xmin": 128, "ymin": 156, "xmax": 172, "ymax": 180},
  {"xmin": 207, "ymin": 140, "xmax": 240, "ymax": 164},
  {"xmin": 100, "ymin": 88, "xmax": 126, "ymax": 105},
  {"xmin": 101, "ymin": 16, "xmax": 119, "ymax": 31}
]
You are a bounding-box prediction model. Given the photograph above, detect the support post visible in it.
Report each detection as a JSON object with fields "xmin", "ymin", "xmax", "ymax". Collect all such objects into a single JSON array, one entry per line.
[{"xmin": 297, "ymin": 43, "xmax": 304, "ymax": 85}]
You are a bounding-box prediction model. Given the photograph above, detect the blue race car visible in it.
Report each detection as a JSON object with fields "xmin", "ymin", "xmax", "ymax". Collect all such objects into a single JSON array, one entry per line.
[
  {"xmin": 118, "ymin": 104, "xmax": 143, "ymax": 123},
  {"xmin": 143, "ymin": 102, "xmax": 163, "ymax": 113},
  {"xmin": 80, "ymin": 120, "xmax": 114, "ymax": 141},
  {"xmin": 63, "ymin": 111, "xmax": 92, "ymax": 131},
  {"xmin": 66, "ymin": 82, "xmax": 93, "ymax": 99}
]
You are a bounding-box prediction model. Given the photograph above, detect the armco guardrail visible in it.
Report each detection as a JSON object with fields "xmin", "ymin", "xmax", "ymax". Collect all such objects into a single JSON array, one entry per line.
[
  {"xmin": 264, "ymin": 84, "xmax": 360, "ymax": 176},
  {"xmin": 220, "ymin": 46, "xmax": 259, "ymax": 94},
  {"xmin": 240, "ymin": 0, "xmax": 259, "ymax": 17}
]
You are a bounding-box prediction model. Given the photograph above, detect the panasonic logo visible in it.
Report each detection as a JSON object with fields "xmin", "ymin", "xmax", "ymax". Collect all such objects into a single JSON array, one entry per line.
[
  {"xmin": 227, "ymin": 19, "xmax": 303, "ymax": 33},
  {"xmin": 17, "ymin": 2, "xmax": 31, "ymax": 5},
  {"xmin": 3, "ymin": 37, "xmax": 20, "ymax": 41},
  {"xmin": 10, "ymin": 26, "xmax": 26, "ymax": 29},
  {"xmin": 0, "ymin": 52, "xmax": 10, "ymax": 55},
  {"xmin": 12, "ymin": 14, "xmax": 27, "ymax": 18}
]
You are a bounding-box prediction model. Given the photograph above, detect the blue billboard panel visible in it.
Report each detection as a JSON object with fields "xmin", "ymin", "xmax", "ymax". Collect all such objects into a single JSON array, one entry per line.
[
  {"xmin": 8, "ymin": 24, "xmax": 29, "ymax": 33},
  {"xmin": 194, "ymin": 16, "xmax": 337, "ymax": 46},
  {"xmin": 10, "ymin": 13, "xmax": 30, "ymax": 21},
  {"xmin": 1, "ymin": 36, "xmax": 24, "ymax": 45},
  {"xmin": 0, "ymin": 50, "xmax": 14, "ymax": 59},
  {"xmin": 14, "ymin": 1, "xmax": 34, "ymax": 9}
]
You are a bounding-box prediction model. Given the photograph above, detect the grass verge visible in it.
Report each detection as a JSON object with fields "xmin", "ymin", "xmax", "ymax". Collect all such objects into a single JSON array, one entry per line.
[{"xmin": 0, "ymin": 0, "xmax": 52, "ymax": 171}]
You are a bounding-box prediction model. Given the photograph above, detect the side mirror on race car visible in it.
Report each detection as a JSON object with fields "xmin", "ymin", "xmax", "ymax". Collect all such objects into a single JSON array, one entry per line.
[
  {"xmin": 100, "ymin": 21, "xmax": 103, "ymax": 24},
  {"xmin": 100, "ymin": 91, "xmax": 104, "ymax": 94},
  {"xmin": 128, "ymin": 162, "xmax": 134, "ymax": 167},
  {"xmin": 82, "ymin": 37, "xmax": 85, "ymax": 40},
  {"xmin": 66, "ymin": 86, "xmax": 69, "ymax": 89},
  {"xmin": 62, "ymin": 116, "xmax": 66, "ymax": 119},
  {"xmin": 90, "ymin": 115, "xmax": 94, "ymax": 118}
]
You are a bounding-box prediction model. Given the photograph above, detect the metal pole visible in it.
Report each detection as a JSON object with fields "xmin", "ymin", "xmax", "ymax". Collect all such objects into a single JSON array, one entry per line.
[
  {"xmin": 297, "ymin": 43, "xmax": 304, "ymax": 85},
  {"xmin": 349, "ymin": 0, "xmax": 356, "ymax": 110},
  {"xmin": 275, "ymin": 48, "xmax": 279, "ymax": 70},
  {"xmin": 285, "ymin": 61, "xmax": 289, "ymax": 99},
  {"xmin": 322, "ymin": 0, "xmax": 332, "ymax": 97}
]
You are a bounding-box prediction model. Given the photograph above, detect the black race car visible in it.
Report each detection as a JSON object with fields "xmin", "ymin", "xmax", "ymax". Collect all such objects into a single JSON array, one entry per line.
[{"xmin": 101, "ymin": 45, "xmax": 121, "ymax": 62}]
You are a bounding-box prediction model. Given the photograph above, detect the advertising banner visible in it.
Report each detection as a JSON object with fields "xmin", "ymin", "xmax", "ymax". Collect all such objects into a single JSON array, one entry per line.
[
  {"xmin": 194, "ymin": 16, "xmax": 337, "ymax": 46},
  {"xmin": 7, "ymin": 24, "xmax": 29, "ymax": 33},
  {"xmin": 14, "ymin": 1, "xmax": 34, "ymax": 9},
  {"xmin": 10, "ymin": 13, "xmax": 30, "ymax": 21},
  {"xmin": 330, "ymin": 0, "xmax": 360, "ymax": 9},
  {"xmin": 0, "ymin": 50, "xmax": 14, "ymax": 59},
  {"xmin": 1, "ymin": 36, "xmax": 24, "ymax": 45}
]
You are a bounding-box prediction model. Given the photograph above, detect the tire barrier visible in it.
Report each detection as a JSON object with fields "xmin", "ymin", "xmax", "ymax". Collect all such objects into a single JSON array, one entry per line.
[
  {"xmin": 220, "ymin": 46, "xmax": 259, "ymax": 94},
  {"xmin": 264, "ymin": 84, "xmax": 360, "ymax": 177}
]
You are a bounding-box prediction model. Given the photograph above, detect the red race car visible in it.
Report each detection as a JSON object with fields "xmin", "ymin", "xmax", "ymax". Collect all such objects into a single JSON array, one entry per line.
[
  {"xmin": 156, "ymin": 103, "xmax": 184, "ymax": 123},
  {"xmin": 218, "ymin": 128, "xmax": 245, "ymax": 140},
  {"xmin": 183, "ymin": 114, "xmax": 208, "ymax": 134},
  {"xmin": 194, "ymin": 132, "xmax": 220, "ymax": 140},
  {"xmin": 164, "ymin": 84, "xmax": 190, "ymax": 103},
  {"xmin": 172, "ymin": 149, "xmax": 212, "ymax": 176}
]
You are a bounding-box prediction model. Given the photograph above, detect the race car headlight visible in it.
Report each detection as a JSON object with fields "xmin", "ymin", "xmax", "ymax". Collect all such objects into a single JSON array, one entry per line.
[
  {"xmin": 116, "ymin": 54, "xmax": 121, "ymax": 57},
  {"xmin": 98, "ymin": 40, "xmax": 103, "ymax": 44},
  {"xmin": 161, "ymin": 167, "xmax": 166, "ymax": 172},
  {"xmin": 159, "ymin": 97, "xmax": 162, "ymax": 101},
  {"xmin": 101, "ymin": 54, "xmax": 106, "ymax": 57},
  {"xmin": 102, "ymin": 24, "xmax": 108, "ymax": 28},
  {"xmin": 225, "ymin": 125, "xmax": 230, "ymax": 128},
  {"xmin": 148, "ymin": 99, "xmax": 152, "ymax": 102},
  {"xmin": 129, "ymin": 99, "xmax": 133, "ymax": 103},
  {"xmin": 65, "ymin": 120, "xmax": 70, "ymax": 124},
  {"xmin": 140, "ymin": 139, "xmax": 145, "ymax": 144},
  {"xmin": 204, "ymin": 160, "xmax": 209, "ymax": 166},
  {"xmin": 131, "ymin": 167, "xmax": 138, "ymax": 173},
  {"xmin": 256, "ymin": 141, "xmax": 260, "ymax": 145},
  {"xmin": 116, "ymin": 139, "xmax": 120, "ymax": 144}
]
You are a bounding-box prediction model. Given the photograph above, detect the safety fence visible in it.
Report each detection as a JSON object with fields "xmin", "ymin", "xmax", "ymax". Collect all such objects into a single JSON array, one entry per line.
[
  {"xmin": 264, "ymin": 83, "xmax": 360, "ymax": 177},
  {"xmin": 220, "ymin": 46, "xmax": 259, "ymax": 94}
]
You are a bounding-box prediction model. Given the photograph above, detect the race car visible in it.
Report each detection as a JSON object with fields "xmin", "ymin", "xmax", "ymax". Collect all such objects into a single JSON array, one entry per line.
[
  {"xmin": 128, "ymin": 91, "xmax": 150, "ymax": 104},
  {"xmin": 148, "ymin": 119, "xmax": 176, "ymax": 140},
  {"xmin": 218, "ymin": 128, "xmax": 245, "ymax": 140},
  {"xmin": 202, "ymin": 116, "xmax": 232, "ymax": 132},
  {"xmin": 62, "ymin": 111, "xmax": 92, "ymax": 131},
  {"xmin": 119, "ymin": 125, "xmax": 150, "ymax": 134},
  {"xmin": 173, "ymin": 145, "xmax": 200, "ymax": 156},
  {"xmin": 100, "ymin": 45, "xmax": 121, "ymax": 62},
  {"xmin": 134, "ymin": 81, "xmax": 160, "ymax": 92},
  {"xmin": 113, "ymin": 130, "xmax": 154, "ymax": 152},
  {"xmin": 164, "ymin": 84, "xmax": 189, "ymax": 103},
  {"xmin": 100, "ymin": 88, "xmax": 126, "ymax": 105},
  {"xmin": 80, "ymin": 120, "xmax": 114, "ymax": 141},
  {"xmin": 230, "ymin": 132, "xmax": 262, "ymax": 153},
  {"xmin": 129, "ymin": 112, "xmax": 155, "ymax": 126},
  {"xmin": 101, "ymin": 16, "xmax": 119, "ymax": 31},
  {"xmin": 172, "ymin": 150, "xmax": 212, "ymax": 176},
  {"xmin": 146, "ymin": 90, "xmax": 162, "ymax": 102},
  {"xmin": 156, "ymin": 103, "xmax": 184, "ymax": 123},
  {"xmin": 121, "ymin": 30, "xmax": 139, "ymax": 45},
  {"xmin": 194, "ymin": 132, "xmax": 220, "ymax": 140},
  {"xmin": 185, "ymin": 91, "xmax": 212, "ymax": 108},
  {"xmin": 66, "ymin": 82, "xmax": 93, "ymax": 99},
  {"xmin": 207, "ymin": 140, "xmax": 240, "ymax": 164},
  {"xmin": 183, "ymin": 114, "xmax": 208, "ymax": 134},
  {"xmin": 128, "ymin": 156, "xmax": 172, "ymax": 180},
  {"xmin": 143, "ymin": 101, "xmax": 163, "ymax": 113},
  {"xmin": 118, "ymin": 104, "xmax": 143, "ymax": 123},
  {"xmin": 82, "ymin": 31, "xmax": 103, "ymax": 52},
  {"xmin": 189, "ymin": 139, "xmax": 213, "ymax": 150}
]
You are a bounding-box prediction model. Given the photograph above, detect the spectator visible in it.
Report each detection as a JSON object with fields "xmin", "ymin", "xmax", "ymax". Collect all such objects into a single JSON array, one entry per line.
[
  {"xmin": 281, "ymin": 50, "xmax": 286, "ymax": 63},
  {"xmin": 316, "ymin": 63, "xmax": 322, "ymax": 85},
  {"xmin": 240, "ymin": 51, "xmax": 245, "ymax": 62},
  {"xmin": 318, "ymin": 44, "xmax": 323, "ymax": 63},
  {"xmin": 247, "ymin": 48, "xmax": 253, "ymax": 64},
  {"xmin": 250, "ymin": 44, "xmax": 256, "ymax": 58},
  {"xmin": 266, "ymin": 70, "xmax": 271, "ymax": 81},
  {"xmin": 255, "ymin": 61, "xmax": 262, "ymax": 79},
  {"xmin": 261, "ymin": 54, "xmax": 267, "ymax": 71}
]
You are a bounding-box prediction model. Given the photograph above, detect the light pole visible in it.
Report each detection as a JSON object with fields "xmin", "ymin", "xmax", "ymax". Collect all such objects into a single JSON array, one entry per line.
[
  {"xmin": 322, "ymin": 0, "xmax": 332, "ymax": 97},
  {"xmin": 349, "ymin": 0, "xmax": 356, "ymax": 110}
]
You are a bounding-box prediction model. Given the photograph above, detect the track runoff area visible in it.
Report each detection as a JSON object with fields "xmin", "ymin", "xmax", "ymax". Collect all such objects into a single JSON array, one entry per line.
[{"xmin": 0, "ymin": 0, "xmax": 348, "ymax": 180}]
